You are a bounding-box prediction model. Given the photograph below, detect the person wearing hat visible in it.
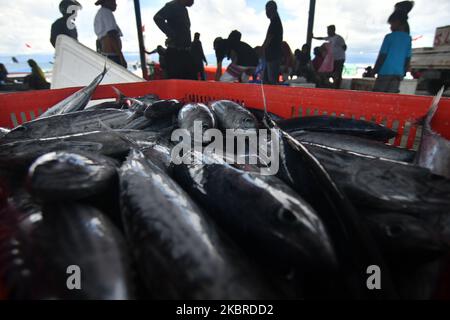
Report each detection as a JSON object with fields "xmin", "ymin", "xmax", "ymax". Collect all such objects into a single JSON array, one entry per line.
[
  {"xmin": 94, "ymin": 0, "xmax": 127, "ymax": 68},
  {"xmin": 313, "ymin": 25, "xmax": 347, "ymax": 89},
  {"xmin": 50, "ymin": 0, "xmax": 82, "ymax": 48},
  {"xmin": 371, "ymin": 1, "xmax": 414, "ymax": 93}
]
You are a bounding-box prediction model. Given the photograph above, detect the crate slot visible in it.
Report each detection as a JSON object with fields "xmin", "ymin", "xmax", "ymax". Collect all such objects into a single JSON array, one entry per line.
[
  {"xmin": 10, "ymin": 113, "xmax": 18, "ymax": 128},
  {"xmin": 20, "ymin": 112, "xmax": 27, "ymax": 124}
]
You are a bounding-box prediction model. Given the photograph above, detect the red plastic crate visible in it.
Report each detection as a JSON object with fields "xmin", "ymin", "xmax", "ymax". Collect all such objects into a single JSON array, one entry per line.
[
  {"xmin": 0, "ymin": 80, "xmax": 450, "ymax": 149},
  {"xmin": 1, "ymin": 80, "xmax": 450, "ymax": 300}
]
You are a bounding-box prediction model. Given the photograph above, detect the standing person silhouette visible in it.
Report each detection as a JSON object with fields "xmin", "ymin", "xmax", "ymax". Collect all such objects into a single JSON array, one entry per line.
[
  {"xmin": 154, "ymin": 0, "xmax": 197, "ymax": 80},
  {"xmin": 191, "ymin": 33, "xmax": 208, "ymax": 81},
  {"xmin": 262, "ymin": 1, "xmax": 283, "ymax": 85},
  {"xmin": 94, "ymin": 0, "xmax": 127, "ymax": 68}
]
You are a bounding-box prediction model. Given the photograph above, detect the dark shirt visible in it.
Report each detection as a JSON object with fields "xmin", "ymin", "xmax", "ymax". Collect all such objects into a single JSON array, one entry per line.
[
  {"xmin": 233, "ymin": 42, "xmax": 258, "ymax": 67},
  {"xmin": 297, "ymin": 51, "xmax": 311, "ymax": 67},
  {"xmin": 215, "ymin": 40, "xmax": 258, "ymax": 67},
  {"xmin": 154, "ymin": 1, "xmax": 191, "ymax": 49},
  {"xmin": 191, "ymin": 40, "xmax": 206, "ymax": 67},
  {"xmin": 50, "ymin": 16, "xmax": 78, "ymax": 48},
  {"xmin": 265, "ymin": 14, "xmax": 283, "ymax": 62}
]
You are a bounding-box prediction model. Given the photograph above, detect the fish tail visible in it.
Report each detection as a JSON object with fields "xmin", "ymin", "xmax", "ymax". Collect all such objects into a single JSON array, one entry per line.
[
  {"xmin": 424, "ymin": 87, "xmax": 445, "ymax": 128},
  {"xmin": 111, "ymin": 86, "xmax": 127, "ymax": 104}
]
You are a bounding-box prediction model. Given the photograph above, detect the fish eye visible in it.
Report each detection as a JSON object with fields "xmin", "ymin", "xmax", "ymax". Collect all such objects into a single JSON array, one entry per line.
[
  {"xmin": 386, "ymin": 225, "xmax": 404, "ymax": 238},
  {"xmin": 278, "ymin": 209, "xmax": 297, "ymax": 223}
]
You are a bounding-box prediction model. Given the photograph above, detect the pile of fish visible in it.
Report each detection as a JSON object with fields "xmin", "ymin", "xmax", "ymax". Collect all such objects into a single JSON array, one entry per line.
[{"xmin": 0, "ymin": 71, "xmax": 449, "ymax": 300}]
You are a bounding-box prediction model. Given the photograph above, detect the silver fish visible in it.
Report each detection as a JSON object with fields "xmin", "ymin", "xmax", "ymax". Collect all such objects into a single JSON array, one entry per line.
[
  {"xmin": 365, "ymin": 213, "xmax": 446, "ymax": 264},
  {"xmin": 39, "ymin": 67, "xmax": 107, "ymax": 118},
  {"xmin": 120, "ymin": 149, "xmax": 274, "ymax": 299},
  {"xmin": 1, "ymin": 109, "xmax": 134, "ymax": 143},
  {"xmin": 307, "ymin": 144, "xmax": 450, "ymax": 215},
  {"xmin": 291, "ymin": 131, "xmax": 416, "ymax": 162},
  {"xmin": 28, "ymin": 152, "xmax": 118, "ymax": 201},
  {"xmin": 0, "ymin": 130, "xmax": 160, "ymax": 168},
  {"xmin": 416, "ymin": 88, "xmax": 450, "ymax": 178},
  {"xmin": 173, "ymin": 150, "xmax": 338, "ymax": 273},
  {"xmin": 178, "ymin": 103, "xmax": 216, "ymax": 142},
  {"xmin": 0, "ymin": 193, "xmax": 134, "ymax": 300},
  {"xmin": 210, "ymin": 100, "xmax": 258, "ymax": 130}
]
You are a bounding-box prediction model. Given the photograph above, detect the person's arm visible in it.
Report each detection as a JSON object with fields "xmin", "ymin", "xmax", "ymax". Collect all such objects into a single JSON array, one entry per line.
[
  {"xmin": 312, "ymin": 34, "xmax": 328, "ymax": 41},
  {"xmin": 372, "ymin": 53, "xmax": 387, "ymax": 76},
  {"xmin": 153, "ymin": 6, "xmax": 175, "ymax": 39}
]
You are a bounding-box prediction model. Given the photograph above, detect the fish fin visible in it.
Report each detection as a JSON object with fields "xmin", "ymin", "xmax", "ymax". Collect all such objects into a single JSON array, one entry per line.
[
  {"xmin": 111, "ymin": 86, "xmax": 128, "ymax": 105},
  {"xmin": 415, "ymin": 87, "xmax": 445, "ymax": 165},
  {"xmin": 423, "ymin": 86, "xmax": 445, "ymax": 129}
]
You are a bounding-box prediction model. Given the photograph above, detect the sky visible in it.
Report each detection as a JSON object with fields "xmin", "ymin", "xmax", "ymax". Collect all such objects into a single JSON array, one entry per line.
[{"xmin": 0, "ymin": 0, "xmax": 448, "ymax": 64}]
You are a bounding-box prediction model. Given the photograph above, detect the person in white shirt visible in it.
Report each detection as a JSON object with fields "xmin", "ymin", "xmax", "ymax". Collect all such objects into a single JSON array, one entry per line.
[
  {"xmin": 313, "ymin": 25, "xmax": 347, "ymax": 89},
  {"xmin": 94, "ymin": 0, "xmax": 127, "ymax": 68}
]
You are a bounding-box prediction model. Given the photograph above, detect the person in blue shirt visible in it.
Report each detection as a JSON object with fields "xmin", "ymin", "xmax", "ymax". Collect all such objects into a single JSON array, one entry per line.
[{"xmin": 372, "ymin": 2, "xmax": 413, "ymax": 93}]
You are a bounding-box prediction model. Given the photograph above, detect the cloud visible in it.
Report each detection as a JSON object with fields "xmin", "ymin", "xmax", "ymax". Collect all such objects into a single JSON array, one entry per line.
[{"xmin": 0, "ymin": 0, "xmax": 448, "ymax": 64}]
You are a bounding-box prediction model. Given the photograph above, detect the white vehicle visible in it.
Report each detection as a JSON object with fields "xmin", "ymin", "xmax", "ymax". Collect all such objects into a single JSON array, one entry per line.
[{"xmin": 411, "ymin": 26, "xmax": 450, "ymax": 94}]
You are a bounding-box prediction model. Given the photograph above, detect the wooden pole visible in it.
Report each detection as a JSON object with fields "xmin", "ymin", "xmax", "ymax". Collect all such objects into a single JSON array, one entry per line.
[
  {"xmin": 306, "ymin": 0, "xmax": 316, "ymax": 55},
  {"xmin": 134, "ymin": 0, "xmax": 149, "ymax": 80}
]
